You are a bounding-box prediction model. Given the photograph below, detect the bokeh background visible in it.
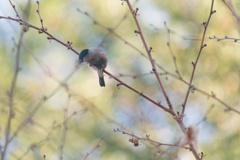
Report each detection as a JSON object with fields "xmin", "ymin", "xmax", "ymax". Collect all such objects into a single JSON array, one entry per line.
[{"xmin": 0, "ymin": 0, "xmax": 240, "ymax": 159}]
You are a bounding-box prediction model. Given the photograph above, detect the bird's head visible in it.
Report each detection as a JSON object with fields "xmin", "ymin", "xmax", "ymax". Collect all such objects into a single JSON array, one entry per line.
[{"xmin": 79, "ymin": 49, "xmax": 89, "ymax": 64}]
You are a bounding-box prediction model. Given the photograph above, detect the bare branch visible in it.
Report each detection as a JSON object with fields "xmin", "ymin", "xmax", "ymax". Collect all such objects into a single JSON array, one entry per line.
[
  {"xmin": 164, "ymin": 21, "xmax": 182, "ymax": 79},
  {"xmin": 181, "ymin": 0, "xmax": 216, "ymax": 115},
  {"xmin": 222, "ymin": 0, "xmax": 240, "ymax": 32},
  {"xmin": 114, "ymin": 128, "xmax": 190, "ymax": 149},
  {"xmin": 83, "ymin": 136, "xmax": 104, "ymax": 160},
  {"xmin": 8, "ymin": 0, "xmax": 22, "ymax": 20},
  {"xmin": 209, "ymin": 35, "xmax": 240, "ymax": 43},
  {"xmin": 36, "ymin": 1, "xmax": 47, "ymax": 32},
  {"xmin": 104, "ymin": 70, "xmax": 171, "ymax": 113},
  {"xmin": 59, "ymin": 94, "xmax": 71, "ymax": 160},
  {"xmin": 124, "ymin": 0, "xmax": 174, "ymax": 111}
]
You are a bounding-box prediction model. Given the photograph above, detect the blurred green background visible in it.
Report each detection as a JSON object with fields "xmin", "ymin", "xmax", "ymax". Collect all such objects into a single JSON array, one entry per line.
[{"xmin": 0, "ymin": 0, "xmax": 240, "ymax": 159}]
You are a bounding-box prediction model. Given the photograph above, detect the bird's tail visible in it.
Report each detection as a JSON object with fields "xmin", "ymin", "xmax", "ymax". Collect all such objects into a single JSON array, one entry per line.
[
  {"xmin": 99, "ymin": 77, "xmax": 105, "ymax": 87},
  {"xmin": 98, "ymin": 69, "xmax": 105, "ymax": 87}
]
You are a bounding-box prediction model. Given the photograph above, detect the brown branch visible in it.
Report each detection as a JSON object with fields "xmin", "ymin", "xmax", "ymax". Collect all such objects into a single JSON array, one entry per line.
[
  {"xmin": 114, "ymin": 128, "xmax": 190, "ymax": 149},
  {"xmin": 8, "ymin": 0, "xmax": 22, "ymax": 20},
  {"xmin": 118, "ymin": 70, "xmax": 240, "ymax": 114},
  {"xmin": 0, "ymin": 15, "xmax": 79, "ymax": 56},
  {"xmin": 104, "ymin": 70, "xmax": 171, "ymax": 113},
  {"xmin": 122, "ymin": 2, "xmax": 200, "ymax": 158},
  {"xmin": 125, "ymin": 0, "xmax": 174, "ymax": 111},
  {"xmin": 181, "ymin": 0, "xmax": 216, "ymax": 115},
  {"xmin": 209, "ymin": 35, "xmax": 240, "ymax": 43},
  {"xmin": 181, "ymin": 1, "xmax": 216, "ymax": 158},
  {"xmin": 36, "ymin": 1, "xmax": 45, "ymax": 31}
]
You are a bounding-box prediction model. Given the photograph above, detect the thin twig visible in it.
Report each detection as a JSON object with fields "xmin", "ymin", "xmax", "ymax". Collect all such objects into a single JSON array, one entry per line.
[
  {"xmin": 164, "ymin": 22, "xmax": 182, "ymax": 79},
  {"xmin": 118, "ymin": 71, "xmax": 240, "ymax": 114},
  {"xmin": 150, "ymin": 24, "xmax": 201, "ymax": 41},
  {"xmin": 222, "ymin": 0, "xmax": 240, "ymax": 32},
  {"xmin": 83, "ymin": 136, "xmax": 104, "ymax": 160},
  {"xmin": 8, "ymin": 0, "xmax": 22, "ymax": 20},
  {"xmin": 98, "ymin": 14, "xmax": 128, "ymax": 48},
  {"xmin": 124, "ymin": 0, "xmax": 174, "ymax": 111},
  {"xmin": 2, "ymin": 1, "xmax": 28, "ymax": 159},
  {"xmin": 59, "ymin": 94, "xmax": 71, "ymax": 160},
  {"xmin": 2, "ymin": 27, "xmax": 24, "ymax": 160},
  {"xmin": 0, "ymin": 15, "xmax": 79, "ymax": 55},
  {"xmin": 21, "ymin": 43, "xmax": 62, "ymax": 83},
  {"xmin": 104, "ymin": 70, "xmax": 171, "ymax": 113},
  {"xmin": 181, "ymin": 0, "xmax": 216, "ymax": 115},
  {"xmin": 197, "ymin": 104, "xmax": 215, "ymax": 125},
  {"xmin": 36, "ymin": 1, "xmax": 45, "ymax": 30},
  {"xmin": 17, "ymin": 108, "xmax": 87, "ymax": 160},
  {"xmin": 118, "ymin": 72, "xmax": 156, "ymax": 79},
  {"xmin": 8, "ymin": 65, "xmax": 79, "ymax": 144},
  {"xmin": 114, "ymin": 128, "xmax": 190, "ymax": 149},
  {"xmin": 209, "ymin": 35, "xmax": 240, "ymax": 43}
]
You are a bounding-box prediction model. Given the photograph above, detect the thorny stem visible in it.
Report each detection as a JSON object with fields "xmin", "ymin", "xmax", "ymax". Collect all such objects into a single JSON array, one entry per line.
[
  {"xmin": 181, "ymin": 0, "xmax": 215, "ymax": 116},
  {"xmin": 125, "ymin": 0, "xmax": 174, "ymax": 112}
]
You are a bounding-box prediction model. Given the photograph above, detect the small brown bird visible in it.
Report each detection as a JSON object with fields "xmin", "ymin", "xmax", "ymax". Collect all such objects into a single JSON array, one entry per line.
[{"xmin": 79, "ymin": 48, "xmax": 108, "ymax": 87}]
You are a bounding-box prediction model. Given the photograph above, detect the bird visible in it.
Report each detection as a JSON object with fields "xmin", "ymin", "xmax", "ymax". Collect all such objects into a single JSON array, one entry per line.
[{"xmin": 79, "ymin": 48, "xmax": 108, "ymax": 87}]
